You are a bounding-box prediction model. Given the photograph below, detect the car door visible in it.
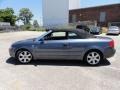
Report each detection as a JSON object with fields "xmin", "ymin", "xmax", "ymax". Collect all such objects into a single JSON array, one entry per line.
[
  {"xmin": 66, "ymin": 31, "xmax": 86, "ymax": 60},
  {"xmin": 35, "ymin": 31, "xmax": 70, "ymax": 59}
]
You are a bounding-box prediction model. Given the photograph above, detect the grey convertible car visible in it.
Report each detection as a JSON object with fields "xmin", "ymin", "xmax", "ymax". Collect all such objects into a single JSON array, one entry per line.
[{"xmin": 9, "ymin": 29, "xmax": 116, "ymax": 66}]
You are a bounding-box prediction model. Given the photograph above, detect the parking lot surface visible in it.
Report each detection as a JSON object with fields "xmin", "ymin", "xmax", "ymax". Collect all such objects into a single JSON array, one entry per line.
[{"xmin": 0, "ymin": 31, "xmax": 120, "ymax": 90}]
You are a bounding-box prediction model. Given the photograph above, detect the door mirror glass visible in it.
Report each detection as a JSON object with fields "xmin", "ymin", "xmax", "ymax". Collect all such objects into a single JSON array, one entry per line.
[{"xmin": 40, "ymin": 38, "xmax": 44, "ymax": 44}]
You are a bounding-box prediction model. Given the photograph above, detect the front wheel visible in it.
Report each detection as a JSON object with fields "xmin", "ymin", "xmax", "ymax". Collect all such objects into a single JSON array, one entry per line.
[
  {"xmin": 84, "ymin": 51, "xmax": 103, "ymax": 66},
  {"xmin": 16, "ymin": 50, "xmax": 33, "ymax": 64}
]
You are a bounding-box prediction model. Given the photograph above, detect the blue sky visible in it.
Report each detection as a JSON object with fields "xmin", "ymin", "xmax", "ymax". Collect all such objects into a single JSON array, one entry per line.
[
  {"xmin": 0, "ymin": 0, "xmax": 120, "ymax": 25},
  {"xmin": 80, "ymin": 0, "xmax": 120, "ymax": 8}
]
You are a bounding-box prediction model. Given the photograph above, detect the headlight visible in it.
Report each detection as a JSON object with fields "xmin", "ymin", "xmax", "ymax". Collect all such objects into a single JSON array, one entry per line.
[
  {"xmin": 10, "ymin": 44, "xmax": 16, "ymax": 49},
  {"xmin": 10, "ymin": 44, "xmax": 14, "ymax": 48}
]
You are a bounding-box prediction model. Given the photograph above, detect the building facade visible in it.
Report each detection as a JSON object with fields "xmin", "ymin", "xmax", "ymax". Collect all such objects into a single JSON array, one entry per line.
[
  {"xmin": 42, "ymin": 0, "xmax": 80, "ymax": 28},
  {"xmin": 69, "ymin": 4, "xmax": 120, "ymax": 27}
]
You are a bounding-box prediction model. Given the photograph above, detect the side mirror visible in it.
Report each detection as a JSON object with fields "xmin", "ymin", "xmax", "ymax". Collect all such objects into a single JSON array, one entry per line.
[{"xmin": 40, "ymin": 38, "xmax": 44, "ymax": 44}]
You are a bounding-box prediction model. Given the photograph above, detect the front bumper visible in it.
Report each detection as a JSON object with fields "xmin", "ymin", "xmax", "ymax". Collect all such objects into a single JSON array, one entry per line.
[
  {"xmin": 9, "ymin": 47, "xmax": 16, "ymax": 58},
  {"xmin": 104, "ymin": 47, "xmax": 116, "ymax": 58}
]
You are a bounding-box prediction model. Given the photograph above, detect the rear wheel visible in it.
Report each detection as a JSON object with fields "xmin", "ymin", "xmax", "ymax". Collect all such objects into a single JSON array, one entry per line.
[
  {"xmin": 84, "ymin": 51, "xmax": 103, "ymax": 66},
  {"xmin": 16, "ymin": 50, "xmax": 33, "ymax": 64}
]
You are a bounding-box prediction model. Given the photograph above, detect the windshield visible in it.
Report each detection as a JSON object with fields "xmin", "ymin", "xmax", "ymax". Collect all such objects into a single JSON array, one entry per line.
[{"xmin": 36, "ymin": 31, "xmax": 52, "ymax": 41}]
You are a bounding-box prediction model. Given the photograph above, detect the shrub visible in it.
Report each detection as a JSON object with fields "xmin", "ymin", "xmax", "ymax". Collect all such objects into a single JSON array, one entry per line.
[{"xmin": 20, "ymin": 24, "xmax": 31, "ymax": 30}]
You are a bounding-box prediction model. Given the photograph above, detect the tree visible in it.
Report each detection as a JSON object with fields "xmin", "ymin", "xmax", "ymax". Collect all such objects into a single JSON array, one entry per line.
[
  {"xmin": 33, "ymin": 20, "xmax": 39, "ymax": 28},
  {"xmin": 19, "ymin": 8, "xmax": 33, "ymax": 25},
  {"xmin": 0, "ymin": 8, "xmax": 17, "ymax": 26}
]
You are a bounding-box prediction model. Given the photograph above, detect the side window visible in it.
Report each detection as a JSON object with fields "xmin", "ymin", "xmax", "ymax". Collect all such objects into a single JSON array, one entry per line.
[
  {"xmin": 68, "ymin": 32, "xmax": 79, "ymax": 39},
  {"xmin": 44, "ymin": 31, "xmax": 67, "ymax": 40},
  {"xmin": 52, "ymin": 32, "xmax": 66, "ymax": 37}
]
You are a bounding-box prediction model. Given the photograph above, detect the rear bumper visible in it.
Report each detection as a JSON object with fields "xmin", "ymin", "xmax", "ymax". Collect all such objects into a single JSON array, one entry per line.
[{"xmin": 104, "ymin": 47, "xmax": 116, "ymax": 58}]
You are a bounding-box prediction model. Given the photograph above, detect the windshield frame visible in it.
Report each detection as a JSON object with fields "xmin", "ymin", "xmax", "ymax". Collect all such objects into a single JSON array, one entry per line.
[{"xmin": 35, "ymin": 30, "xmax": 52, "ymax": 42}]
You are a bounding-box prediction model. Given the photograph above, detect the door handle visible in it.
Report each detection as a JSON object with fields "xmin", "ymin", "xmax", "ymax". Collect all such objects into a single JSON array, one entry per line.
[{"xmin": 63, "ymin": 43, "xmax": 68, "ymax": 47}]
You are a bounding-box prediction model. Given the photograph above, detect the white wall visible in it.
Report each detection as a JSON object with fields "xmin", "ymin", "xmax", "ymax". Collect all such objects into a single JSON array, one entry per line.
[
  {"xmin": 42, "ymin": 0, "xmax": 80, "ymax": 27},
  {"xmin": 42, "ymin": 0, "xmax": 69, "ymax": 28},
  {"xmin": 0, "ymin": 22, "xmax": 10, "ymax": 26},
  {"xmin": 69, "ymin": 0, "xmax": 80, "ymax": 10}
]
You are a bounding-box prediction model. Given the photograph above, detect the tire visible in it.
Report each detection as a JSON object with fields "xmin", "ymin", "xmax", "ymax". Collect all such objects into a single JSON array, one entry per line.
[
  {"xmin": 84, "ymin": 50, "xmax": 103, "ymax": 66},
  {"xmin": 16, "ymin": 50, "xmax": 33, "ymax": 64}
]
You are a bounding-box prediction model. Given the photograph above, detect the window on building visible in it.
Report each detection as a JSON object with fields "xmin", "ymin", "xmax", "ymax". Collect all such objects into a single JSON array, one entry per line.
[
  {"xmin": 99, "ymin": 12, "xmax": 106, "ymax": 22},
  {"xmin": 72, "ymin": 14, "xmax": 76, "ymax": 23}
]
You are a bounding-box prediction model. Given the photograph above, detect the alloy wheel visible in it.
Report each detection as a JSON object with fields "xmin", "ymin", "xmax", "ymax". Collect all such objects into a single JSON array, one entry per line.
[
  {"xmin": 86, "ymin": 52, "xmax": 101, "ymax": 65},
  {"xmin": 18, "ymin": 51, "xmax": 32, "ymax": 63}
]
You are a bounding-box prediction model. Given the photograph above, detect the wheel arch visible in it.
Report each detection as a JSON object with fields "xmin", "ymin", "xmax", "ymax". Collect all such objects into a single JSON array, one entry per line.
[
  {"xmin": 15, "ymin": 48, "xmax": 33, "ymax": 58},
  {"xmin": 83, "ymin": 49, "xmax": 104, "ymax": 60}
]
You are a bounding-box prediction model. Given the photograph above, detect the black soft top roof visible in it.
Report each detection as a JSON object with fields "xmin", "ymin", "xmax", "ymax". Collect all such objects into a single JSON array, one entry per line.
[
  {"xmin": 47, "ymin": 28, "xmax": 85, "ymax": 32},
  {"xmin": 47, "ymin": 29, "xmax": 94, "ymax": 38}
]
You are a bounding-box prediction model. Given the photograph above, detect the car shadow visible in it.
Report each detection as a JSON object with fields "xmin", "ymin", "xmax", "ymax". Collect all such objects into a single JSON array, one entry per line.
[
  {"xmin": 106, "ymin": 34, "xmax": 119, "ymax": 36},
  {"xmin": 6, "ymin": 57, "xmax": 111, "ymax": 67}
]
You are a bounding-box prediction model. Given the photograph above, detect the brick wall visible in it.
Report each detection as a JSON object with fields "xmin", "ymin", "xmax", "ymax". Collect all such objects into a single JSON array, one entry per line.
[{"xmin": 69, "ymin": 4, "xmax": 120, "ymax": 26}]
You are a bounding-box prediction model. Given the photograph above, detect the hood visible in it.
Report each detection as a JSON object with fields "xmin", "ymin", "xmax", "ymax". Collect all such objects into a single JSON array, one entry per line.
[{"xmin": 12, "ymin": 38, "xmax": 36, "ymax": 45}]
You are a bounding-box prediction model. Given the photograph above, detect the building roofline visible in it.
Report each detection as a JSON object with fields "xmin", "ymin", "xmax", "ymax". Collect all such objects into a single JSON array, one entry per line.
[{"xmin": 70, "ymin": 3, "xmax": 120, "ymax": 11}]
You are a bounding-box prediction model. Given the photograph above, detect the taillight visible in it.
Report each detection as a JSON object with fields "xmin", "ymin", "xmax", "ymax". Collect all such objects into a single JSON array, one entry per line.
[{"xmin": 109, "ymin": 40, "xmax": 114, "ymax": 48}]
